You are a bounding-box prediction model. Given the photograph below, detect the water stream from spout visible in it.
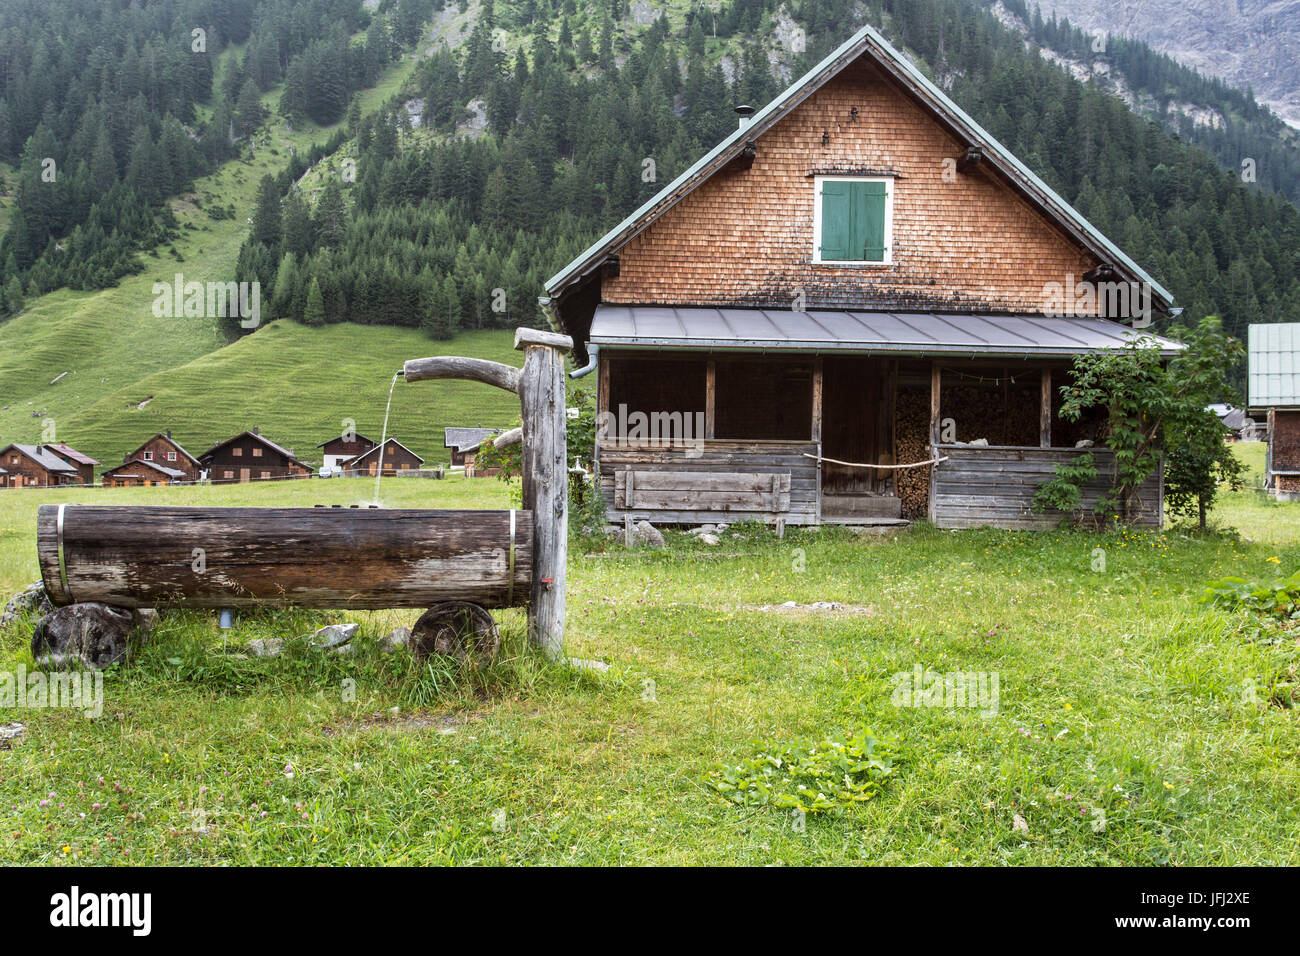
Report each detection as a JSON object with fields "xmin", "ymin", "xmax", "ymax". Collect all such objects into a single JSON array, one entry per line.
[{"xmin": 373, "ymin": 370, "xmax": 400, "ymax": 505}]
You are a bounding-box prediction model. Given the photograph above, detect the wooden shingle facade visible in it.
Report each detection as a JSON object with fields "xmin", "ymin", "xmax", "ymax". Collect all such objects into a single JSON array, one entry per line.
[{"xmin": 544, "ymin": 24, "xmax": 1175, "ymax": 530}]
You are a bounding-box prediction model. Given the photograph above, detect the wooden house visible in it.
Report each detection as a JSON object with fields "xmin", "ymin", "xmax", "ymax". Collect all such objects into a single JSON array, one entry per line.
[
  {"xmin": 342, "ymin": 438, "xmax": 423, "ymax": 476},
  {"xmin": 542, "ymin": 24, "xmax": 1179, "ymax": 530},
  {"xmin": 1248, "ymin": 323, "xmax": 1300, "ymax": 497},
  {"xmin": 443, "ymin": 427, "xmax": 502, "ymax": 476},
  {"xmin": 198, "ymin": 427, "xmax": 311, "ymax": 484},
  {"xmin": 44, "ymin": 442, "xmax": 99, "ymax": 485},
  {"xmin": 0, "ymin": 444, "xmax": 80, "ymax": 488},
  {"xmin": 122, "ymin": 432, "xmax": 202, "ymax": 483},
  {"xmin": 102, "ymin": 458, "xmax": 186, "ymax": 487},
  {"xmin": 317, "ymin": 432, "xmax": 377, "ymax": 472}
]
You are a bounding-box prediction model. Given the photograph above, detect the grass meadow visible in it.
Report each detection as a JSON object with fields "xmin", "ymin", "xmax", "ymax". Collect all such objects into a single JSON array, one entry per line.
[{"xmin": 0, "ymin": 445, "xmax": 1297, "ymax": 865}]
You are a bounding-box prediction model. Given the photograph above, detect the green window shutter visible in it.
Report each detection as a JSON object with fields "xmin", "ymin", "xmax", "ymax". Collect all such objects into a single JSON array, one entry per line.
[
  {"xmin": 851, "ymin": 180, "xmax": 888, "ymax": 261},
  {"xmin": 820, "ymin": 180, "xmax": 889, "ymax": 261},
  {"xmin": 819, "ymin": 181, "xmax": 851, "ymax": 260}
]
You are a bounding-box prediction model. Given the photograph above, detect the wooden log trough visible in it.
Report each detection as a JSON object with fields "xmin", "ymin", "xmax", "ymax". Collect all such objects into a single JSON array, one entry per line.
[
  {"xmin": 31, "ymin": 327, "xmax": 575, "ymax": 661},
  {"xmin": 37, "ymin": 506, "xmax": 532, "ymax": 610}
]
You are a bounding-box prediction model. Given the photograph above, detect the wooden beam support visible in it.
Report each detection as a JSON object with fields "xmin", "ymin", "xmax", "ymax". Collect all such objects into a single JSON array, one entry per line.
[
  {"xmin": 930, "ymin": 363, "xmax": 941, "ymax": 449},
  {"xmin": 1040, "ymin": 368, "xmax": 1052, "ymax": 449},
  {"xmin": 705, "ymin": 359, "xmax": 717, "ymax": 440},
  {"xmin": 515, "ymin": 327, "xmax": 573, "ymax": 658},
  {"xmin": 403, "ymin": 355, "xmax": 520, "ymax": 393},
  {"xmin": 810, "ymin": 356, "xmax": 823, "ymax": 443}
]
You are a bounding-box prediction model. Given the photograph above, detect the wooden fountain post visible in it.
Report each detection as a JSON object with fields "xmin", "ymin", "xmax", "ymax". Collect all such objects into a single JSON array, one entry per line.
[{"xmin": 402, "ymin": 327, "xmax": 573, "ymax": 658}]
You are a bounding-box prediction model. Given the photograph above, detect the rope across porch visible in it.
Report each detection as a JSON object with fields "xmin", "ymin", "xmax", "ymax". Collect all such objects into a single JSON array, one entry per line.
[{"xmin": 802, "ymin": 452, "xmax": 950, "ymax": 470}]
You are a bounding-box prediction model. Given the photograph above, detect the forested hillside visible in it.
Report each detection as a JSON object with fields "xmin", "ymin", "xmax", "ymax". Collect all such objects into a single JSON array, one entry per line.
[
  {"xmin": 224, "ymin": 0, "xmax": 1300, "ymax": 357},
  {"xmin": 0, "ymin": 0, "xmax": 403, "ymax": 305},
  {"xmin": 3, "ymin": 0, "xmax": 1300, "ymax": 360}
]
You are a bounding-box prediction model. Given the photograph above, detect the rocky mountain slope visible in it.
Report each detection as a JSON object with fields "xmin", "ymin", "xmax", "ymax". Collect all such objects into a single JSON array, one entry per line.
[{"xmin": 1031, "ymin": 0, "xmax": 1300, "ymax": 126}]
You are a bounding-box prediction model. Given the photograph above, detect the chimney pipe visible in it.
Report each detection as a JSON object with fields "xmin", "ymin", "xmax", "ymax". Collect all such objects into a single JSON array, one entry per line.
[{"xmin": 735, "ymin": 104, "xmax": 755, "ymax": 129}]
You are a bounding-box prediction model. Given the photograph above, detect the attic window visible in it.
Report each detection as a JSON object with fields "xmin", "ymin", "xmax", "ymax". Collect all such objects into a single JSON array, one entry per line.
[{"xmin": 813, "ymin": 175, "xmax": 893, "ymax": 265}]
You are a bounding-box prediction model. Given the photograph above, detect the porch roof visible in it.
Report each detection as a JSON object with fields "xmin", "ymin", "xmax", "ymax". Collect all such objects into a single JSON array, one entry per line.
[{"xmin": 589, "ymin": 306, "xmax": 1184, "ymax": 358}]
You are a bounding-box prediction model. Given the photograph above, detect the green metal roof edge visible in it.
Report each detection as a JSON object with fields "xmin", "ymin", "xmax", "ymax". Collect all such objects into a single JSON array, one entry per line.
[{"xmin": 543, "ymin": 21, "xmax": 1174, "ymax": 307}]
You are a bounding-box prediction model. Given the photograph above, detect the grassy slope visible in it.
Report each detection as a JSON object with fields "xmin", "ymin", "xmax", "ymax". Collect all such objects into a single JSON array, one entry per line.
[
  {"xmin": 55, "ymin": 322, "xmax": 519, "ymax": 468},
  {"xmin": 0, "ymin": 446, "xmax": 1297, "ymax": 865},
  {"xmin": 0, "ymin": 31, "xmax": 423, "ymax": 457}
]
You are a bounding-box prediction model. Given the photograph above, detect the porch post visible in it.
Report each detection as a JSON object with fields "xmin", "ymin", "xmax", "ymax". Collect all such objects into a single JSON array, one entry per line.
[
  {"xmin": 929, "ymin": 363, "xmax": 941, "ymax": 448},
  {"xmin": 811, "ymin": 357, "xmax": 823, "ymax": 442},
  {"xmin": 705, "ymin": 359, "xmax": 716, "ymax": 439},
  {"xmin": 1040, "ymin": 368, "xmax": 1052, "ymax": 448}
]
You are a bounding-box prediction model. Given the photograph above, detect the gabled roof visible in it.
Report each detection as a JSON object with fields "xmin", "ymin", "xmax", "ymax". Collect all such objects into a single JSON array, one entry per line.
[
  {"xmin": 316, "ymin": 432, "xmax": 376, "ymax": 449},
  {"xmin": 198, "ymin": 431, "xmax": 309, "ymax": 468},
  {"xmin": 345, "ymin": 438, "xmax": 423, "ymax": 466},
  {"xmin": 1, "ymin": 444, "xmax": 79, "ymax": 473},
  {"xmin": 1248, "ymin": 323, "xmax": 1300, "ymax": 408},
  {"xmin": 444, "ymin": 427, "xmax": 500, "ymax": 451},
  {"xmin": 544, "ymin": 22, "xmax": 1173, "ymax": 310},
  {"xmin": 127, "ymin": 433, "xmax": 201, "ymax": 466},
  {"xmin": 45, "ymin": 442, "xmax": 99, "ymax": 466},
  {"xmin": 105, "ymin": 457, "xmax": 186, "ymax": 479}
]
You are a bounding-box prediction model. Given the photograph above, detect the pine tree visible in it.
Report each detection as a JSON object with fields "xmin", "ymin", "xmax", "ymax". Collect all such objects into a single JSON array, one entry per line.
[
  {"xmin": 4, "ymin": 275, "xmax": 23, "ymax": 315},
  {"xmin": 303, "ymin": 276, "xmax": 326, "ymax": 326},
  {"xmin": 251, "ymin": 175, "xmax": 282, "ymax": 248}
]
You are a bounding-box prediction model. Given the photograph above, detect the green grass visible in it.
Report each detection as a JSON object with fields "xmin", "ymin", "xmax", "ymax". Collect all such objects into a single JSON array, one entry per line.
[
  {"xmin": 51, "ymin": 322, "xmax": 520, "ymax": 469},
  {"xmin": 0, "ymin": 449, "xmax": 1297, "ymax": 865}
]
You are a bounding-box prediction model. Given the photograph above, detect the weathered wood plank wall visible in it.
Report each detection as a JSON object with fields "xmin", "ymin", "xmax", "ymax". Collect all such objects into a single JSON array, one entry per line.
[
  {"xmin": 598, "ymin": 439, "xmax": 819, "ymax": 525},
  {"xmin": 931, "ymin": 445, "xmax": 1162, "ymax": 529}
]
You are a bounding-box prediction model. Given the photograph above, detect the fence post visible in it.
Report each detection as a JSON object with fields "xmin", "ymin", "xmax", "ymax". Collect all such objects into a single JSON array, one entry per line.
[{"xmin": 515, "ymin": 328, "xmax": 572, "ymax": 657}]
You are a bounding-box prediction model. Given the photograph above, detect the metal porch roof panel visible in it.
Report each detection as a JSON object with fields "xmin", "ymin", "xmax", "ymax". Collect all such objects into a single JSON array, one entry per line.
[
  {"xmin": 1248, "ymin": 323, "xmax": 1300, "ymax": 408},
  {"xmin": 589, "ymin": 306, "xmax": 1182, "ymax": 356}
]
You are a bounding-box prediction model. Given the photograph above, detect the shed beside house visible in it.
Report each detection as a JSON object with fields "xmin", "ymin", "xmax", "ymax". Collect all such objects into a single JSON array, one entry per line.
[
  {"xmin": 543, "ymin": 23, "xmax": 1179, "ymax": 530},
  {"xmin": 102, "ymin": 458, "xmax": 187, "ymax": 487},
  {"xmin": 44, "ymin": 443, "xmax": 99, "ymax": 485},
  {"xmin": 444, "ymin": 427, "xmax": 503, "ymax": 476},
  {"xmin": 1248, "ymin": 323, "xmax": 1300, "ymax": 497}
]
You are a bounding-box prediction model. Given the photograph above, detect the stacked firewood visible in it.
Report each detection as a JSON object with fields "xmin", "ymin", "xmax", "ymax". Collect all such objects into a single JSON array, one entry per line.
[
  {"xmin": 941, "ymin": 383, "xmax": 1038, "ymax": 446},
  {"xmin": 895, "ymin": 387, "xmax": 931, "ymax": 519}
]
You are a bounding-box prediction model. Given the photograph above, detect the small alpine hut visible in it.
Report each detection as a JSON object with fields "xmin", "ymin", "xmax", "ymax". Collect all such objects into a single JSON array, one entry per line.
[
  {"xmin": 318, "ymin": 432, "xmax": 377, "ymax": 473},
  {"xmin": 102, "ymin": 458, "xmax": 186, "ymax": 487},
  {"xmin": 122, "ymin": 431, "xmax": 202, "ymax": 483},
  {"xmin": 1248, "ymin": 323, "xmax": 1300, "ymax": 498},
  {"xmin": 0, "ymin": 444, "xmax": 80, "ymax": 488},
  {"xmin": 342, "ymin": 438, "xmax": 424, "ymax": 476},
  {"xmin": 199, "ymin": 428, "xmax": 311, "ymax": 484},
  {"xmin": 44, "ymin": 442, "xmax": 100, "ymax": 485},
  {"xmin": 543, "ymin": 24, "xmax": 1180, "ymax": 530}
]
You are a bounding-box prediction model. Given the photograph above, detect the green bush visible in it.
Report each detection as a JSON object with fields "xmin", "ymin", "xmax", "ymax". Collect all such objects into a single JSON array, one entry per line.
[
  {"xmin": 709, "ymin": 731, "xmax": 901, "ymax": 815},
  {"xmin": 1201, "ymin": 570, "xmax": 1300, "ymax": 620}
]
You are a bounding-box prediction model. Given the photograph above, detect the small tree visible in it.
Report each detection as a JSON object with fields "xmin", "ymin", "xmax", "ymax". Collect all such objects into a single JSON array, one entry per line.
[
  {"xmin": 302, "ymin": 277, "xmax": 325, "ymax": 327},
  {"xmin": 1036, "ymin": 317, "xmax": 1243, "ymax": 526}
]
